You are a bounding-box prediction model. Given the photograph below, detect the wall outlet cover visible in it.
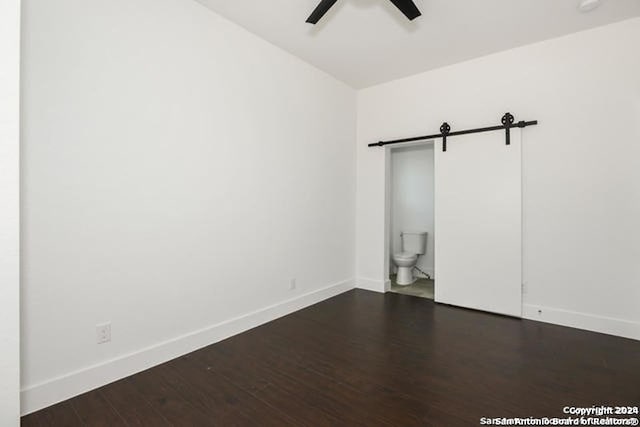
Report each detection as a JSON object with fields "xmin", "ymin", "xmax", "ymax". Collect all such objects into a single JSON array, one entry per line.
[{"xmin": 96, "ymin": 323, "xmax": 111, "ymax": 344}]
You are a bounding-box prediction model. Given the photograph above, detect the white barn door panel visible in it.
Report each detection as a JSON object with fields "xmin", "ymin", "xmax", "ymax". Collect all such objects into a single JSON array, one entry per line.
[{"xmin": 434, "ymin": 129, "xmax": 522, "ymax": 317}]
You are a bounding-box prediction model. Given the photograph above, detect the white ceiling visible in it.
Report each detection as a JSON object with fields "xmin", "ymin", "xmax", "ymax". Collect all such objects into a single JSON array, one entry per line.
[{"xmin": 194, "ymin": 0, "xmax": 640, "ymax": 88}]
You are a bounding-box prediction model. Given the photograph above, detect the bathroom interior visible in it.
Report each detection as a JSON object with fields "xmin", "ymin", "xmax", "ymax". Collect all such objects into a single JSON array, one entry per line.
[{"xmin": 389, "ymin": 142, "xmax": 435, "ymax": 299}]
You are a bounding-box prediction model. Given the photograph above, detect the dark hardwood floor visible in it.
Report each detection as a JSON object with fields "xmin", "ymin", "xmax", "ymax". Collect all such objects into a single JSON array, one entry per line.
[{"xmin": 22, "ymin": 289, "xmax": 640, "ymax": 426}]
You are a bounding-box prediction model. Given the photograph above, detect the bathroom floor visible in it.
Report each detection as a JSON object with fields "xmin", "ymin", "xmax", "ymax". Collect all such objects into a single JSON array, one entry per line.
[{"xmin": 390, "ymin": 275, "xmax": 435, "ymax": 300}]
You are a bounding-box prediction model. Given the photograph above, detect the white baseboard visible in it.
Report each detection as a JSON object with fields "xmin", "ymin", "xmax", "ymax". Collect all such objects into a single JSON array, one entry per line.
[
  {"xmin": 523, "ymin": 304, "xmax": 640, "ymax": 341},
  {"xmin": 356, "ymin": 277, "xmax": 387, "ymax": 293},
  {"xmin": 21, "ymin": 279, "xmax": 355, "ymax": 415}
]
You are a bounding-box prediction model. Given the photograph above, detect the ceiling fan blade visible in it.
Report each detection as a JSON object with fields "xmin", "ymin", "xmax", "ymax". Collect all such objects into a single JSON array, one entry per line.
[
  {"xmin": 306, "ymin": 0, "xmax": 339, "ymax": 24},
  {"xmin": 388, "ymin": 0, "xmax": 422, "ymax": 20}
]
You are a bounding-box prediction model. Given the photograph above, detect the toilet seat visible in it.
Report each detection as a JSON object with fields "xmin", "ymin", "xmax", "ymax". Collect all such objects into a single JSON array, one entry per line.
[
  {"xmin": 393, "ymin": 251, "xmax": 417, "ymax": 261},
  {"xmin": 393, "ymin": 251, "xmax": 419, "ymax": 285}
]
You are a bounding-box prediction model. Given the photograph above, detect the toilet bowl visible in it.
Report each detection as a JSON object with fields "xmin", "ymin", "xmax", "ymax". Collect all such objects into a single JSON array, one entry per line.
[
  {"xmin": 393, "ymin": 252, "xmax": 419, "ymax": 285},
  {"xmin": 393, "ymin": 231, "xmax": 427, "ymax": 286}
]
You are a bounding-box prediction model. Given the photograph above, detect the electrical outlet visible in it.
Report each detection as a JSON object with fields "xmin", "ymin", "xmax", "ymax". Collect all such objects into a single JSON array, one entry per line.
[
  {"xmin": 521, "ymin": 282, "xmax": 528, "ymax": 294},
  {"xmin": 96, "ymin": 322, "xmax": 111, "ymax": 344},
  {"xmin": 290, "ymin": 278, "xmax": 297, "ymax": 290}
]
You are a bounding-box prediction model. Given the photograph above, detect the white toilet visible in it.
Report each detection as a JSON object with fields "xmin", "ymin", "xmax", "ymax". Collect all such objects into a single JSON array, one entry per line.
[{"xmin": 393, "ymin": 232, "xmax": 427, "ymax": 285}]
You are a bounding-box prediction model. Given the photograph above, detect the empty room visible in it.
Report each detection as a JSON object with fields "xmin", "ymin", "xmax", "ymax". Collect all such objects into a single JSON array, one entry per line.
[{"xmin": 2, "ymin": 0, "xmax": 640, "ymax": 425}]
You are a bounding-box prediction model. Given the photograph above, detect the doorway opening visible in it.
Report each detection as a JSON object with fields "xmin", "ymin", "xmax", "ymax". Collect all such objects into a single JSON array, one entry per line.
[{"xmin": 386, "ymin": 141, "xmax": 435, "ymax": 300}]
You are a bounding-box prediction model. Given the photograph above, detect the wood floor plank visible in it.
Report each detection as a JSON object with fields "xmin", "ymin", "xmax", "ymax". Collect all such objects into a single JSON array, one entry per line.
[
  {"xmin": 165, "ymin": 354, "xmax": 298, "ymax": 426},
  {"xmin": 191, "ymin": 346, "xmax": 350, "ymax": 426},
  {"xmin": 100, "ymin": 378, "xmax": 171, "ymax": 427},
  {"xmin": 210, "ymin": 340, "xmax": 399, "ymax": 426},
  {"xmin": 129, "ymin": 364, "xmax": 215, "ymax": 426},
  {"xmin": 71, "ymin": 389, "xmax": 127, "ymax": 427},
  {"xmin": 20, "ymin": 412, "xmax": 50, "ymax": 427},
  {"xmin": 21, "ymin": 401, "xmax": 83, "ymax": 427},
  {"xmin": 214, "ymin": 328, "xmax": 447, "ymax": 426},
  {"xmin": 22, "ymin": 290, "xmax": 640, "ymax": 426},
  {"xmin": 293, "ymin": 292, "xmax": 640, "ymax": 405},
  {"xmin": 236, "ymin": 316, "xmax": 476, "ymax": 424}
]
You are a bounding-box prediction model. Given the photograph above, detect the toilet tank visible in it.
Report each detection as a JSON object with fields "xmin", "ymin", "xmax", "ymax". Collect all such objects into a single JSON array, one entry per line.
[{"xmin": 402, "ymin": 232, "xmax": 428, "ymax": 255}]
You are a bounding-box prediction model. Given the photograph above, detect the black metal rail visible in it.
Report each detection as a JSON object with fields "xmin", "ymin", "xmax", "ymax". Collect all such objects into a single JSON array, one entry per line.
[{"xmin": 368, "ymin": 113, "xmax": 538, "ymax": 151}]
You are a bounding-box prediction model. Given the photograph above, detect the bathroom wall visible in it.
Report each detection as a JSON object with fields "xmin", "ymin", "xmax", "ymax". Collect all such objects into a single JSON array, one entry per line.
[
  {"xmin": 390, "ymin": 144, "xmax": 434, "ymax": 277},
  {"xmin": 0, "ymin": 0, "xmax": 21, "ymax": 424},
  {"xmin": 356, "ymin": 18, "xmax": 640, "ymax": 340},
  {"xmin": 21, "ymin": 0, "xmax": 356, "ymax": 413}
]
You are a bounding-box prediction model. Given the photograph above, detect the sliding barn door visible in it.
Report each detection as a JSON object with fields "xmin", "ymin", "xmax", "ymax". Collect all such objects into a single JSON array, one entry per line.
[{"xmin": 434, "ymin": 129, "xmax": 522, "ymax": 317}]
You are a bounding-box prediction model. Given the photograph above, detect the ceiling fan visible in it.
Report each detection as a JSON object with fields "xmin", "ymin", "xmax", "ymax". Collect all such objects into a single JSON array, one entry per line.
[{"xmin": 306, "ymin": 0, "xmax": 422, "ymax": 24}]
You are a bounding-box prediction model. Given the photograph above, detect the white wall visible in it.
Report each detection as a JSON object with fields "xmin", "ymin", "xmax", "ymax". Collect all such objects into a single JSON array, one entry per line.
[
  {"xmin": 0, "ymin": 0, "xmax": 21, "ymax": 425},
  {"xmin": 357, "ymin": 18, "xmax": 640, "ymax": 340},
  {"xmin": 21, "ymin": 0, "xmax": 356, "ymax": 413},
  {"xmin": 389, "ymin": 144, "xmax": 434, "ymax": 277}
]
